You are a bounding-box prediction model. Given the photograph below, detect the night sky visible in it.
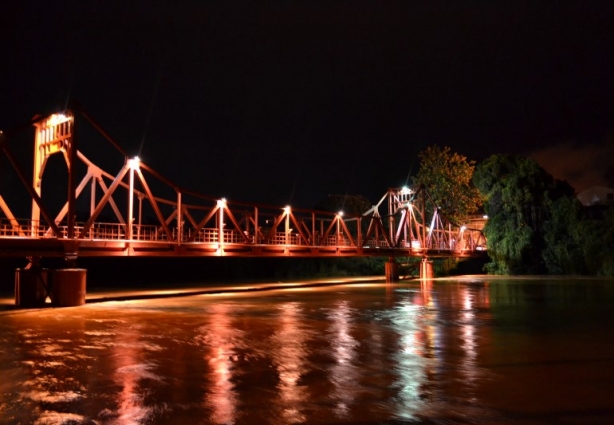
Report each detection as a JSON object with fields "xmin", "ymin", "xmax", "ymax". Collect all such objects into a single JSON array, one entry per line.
[{"xmin": 3, "ymin": 1, "xmax": 614, "ymax": 209}]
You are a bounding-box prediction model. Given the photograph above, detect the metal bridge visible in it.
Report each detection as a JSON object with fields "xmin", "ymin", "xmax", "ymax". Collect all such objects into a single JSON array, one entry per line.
[{"xmin": 1, "ymin": 108, "xmax": 486, "ymax": 263}]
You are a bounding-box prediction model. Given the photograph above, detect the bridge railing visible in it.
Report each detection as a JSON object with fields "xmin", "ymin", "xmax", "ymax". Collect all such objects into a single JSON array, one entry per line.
[
  {"xmin": 0, "ymin": 219, "xmax": 32, "ymax": 238},
  {"xmin": 1, "ymin": 216, "xmax": 484, "ymax": 253}
]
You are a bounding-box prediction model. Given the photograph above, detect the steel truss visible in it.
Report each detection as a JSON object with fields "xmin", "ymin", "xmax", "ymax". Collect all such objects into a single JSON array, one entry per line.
[{"xmin": 0, "ymin": 108, "xmax": 486, "ymax": 260}]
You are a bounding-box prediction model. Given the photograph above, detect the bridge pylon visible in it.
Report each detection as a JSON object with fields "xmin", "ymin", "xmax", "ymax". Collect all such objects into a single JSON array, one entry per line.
[{"xmin": 31, "ymin": 112, "xmax": 77, "ymax": 239}]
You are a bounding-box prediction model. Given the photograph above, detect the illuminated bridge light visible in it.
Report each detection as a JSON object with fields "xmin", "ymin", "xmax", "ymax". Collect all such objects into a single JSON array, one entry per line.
[
  {"xmin": 127, "ymin": 156, "xmax": 140, "ymax": 170},
  {"xmin": 47, "ymin": 113, "xmax": 71, "ymax": 126}
]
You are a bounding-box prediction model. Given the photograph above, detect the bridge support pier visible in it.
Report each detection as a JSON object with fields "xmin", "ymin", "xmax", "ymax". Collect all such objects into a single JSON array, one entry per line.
[
  {"xmin": 385, "ymin": 257, "xmax": 399, "ymax": 283},
  {"xmin": 420, "ymin": 258, "xmax": 433, "ymax": 280},
  {"xmin": 14, "ymin": 266, "xmax": 87, "ymax": 307},
  {"xmin": 15, "ymin": 266, "xmax": 49, "ymax": 307},
  {"xmin": 50, "ymin": 269, "xmax": 87, "ymax": 307}
]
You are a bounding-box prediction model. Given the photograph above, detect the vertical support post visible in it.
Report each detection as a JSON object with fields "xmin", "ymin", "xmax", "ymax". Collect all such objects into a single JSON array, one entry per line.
[
  {"xmin": 67, "ymin": 115, "xmax": 77, "ymax": 239},
  {"xmin": 254, "ymin": 206, "xmax": 259, "ymax": 243},
  {"xmin": 31, "ymin": 121, "xmax": 43, "ymax": 237},
  {"xmin": 176, "ymin": 191, "xmax": 182, "ymax": 244},
  {"xmin": 421, "ymin": 189, "xmax": 427, "ymax": 249},
  {"xmin": 137, "ymin": 195, "xmax": 143, "ymax": 240},
  {"xmin": 385, "ymin": 256, "xmax": 399, "ymax": 283},
  {"xmin": 357, "ymin": 216, "xmax": 362, "ymax": 246},
  {"xmin": 127, "ymin": 166, "xmax": 134, "ymax": 240},
  {"xmin": 336, "ymin": 215, "xmax": 340, "ymax": 246},
  {"xmin": 125, "ymin": 156, "xmax": 141, "ymax": 240},
  {"xmin": 311, "ymin": 212, "xmax": 316, "ymax": 245},
  {"xmin": 218, "ymin": 199, "xmax": 225, "ymax": 254},
  {"xmin": 90, "ymin": 176, "xmax": 96, "ymax": 216},
  {"xmin": 403, "ymin": 210, "xmax": 408, "ymax": 246},
  {"xmin": 285, "ymin": 208, "xmax": 290, "ymax": 245},
  {"xmin": 420, "ymin": 257, "xmax": 433, "ymax": 280},
  {"xmin": 388, "ymin": 192, "xmax": 395, "ymax": 245}
]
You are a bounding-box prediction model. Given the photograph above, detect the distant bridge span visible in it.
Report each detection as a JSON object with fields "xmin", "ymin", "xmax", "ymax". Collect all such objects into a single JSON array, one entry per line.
[{"xmin": 1, "ymin": 108, "xmax": 487, "ymax": 262}]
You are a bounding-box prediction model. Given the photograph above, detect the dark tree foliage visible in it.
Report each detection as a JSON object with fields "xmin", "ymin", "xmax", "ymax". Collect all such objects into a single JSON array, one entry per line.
[
  {"xmin": 582, "ymin": 205, "xmax": 614, "ymax": 276},
  {"xmin": 275, "ymin": 257, "xmax": 385, "ymax": 280},
  {"xmin": 473, "ymin": 154, "xmax": 574, "ymax": 274},
  {"xmin": 546, "ymin": 203, "xmax": 614, "ymax": 276},
  {"xmin": 541, "ymin": 196, "xmax": 588, "ymax": 274}
]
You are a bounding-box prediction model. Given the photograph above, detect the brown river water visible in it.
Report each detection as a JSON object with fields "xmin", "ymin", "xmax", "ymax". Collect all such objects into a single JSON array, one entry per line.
[{"xmin": 1, "ymin": 276, "xmax": 613, "ymax": 424}]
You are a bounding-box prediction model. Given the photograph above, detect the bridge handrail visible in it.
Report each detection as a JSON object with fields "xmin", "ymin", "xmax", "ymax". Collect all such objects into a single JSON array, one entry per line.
[{"xmin": 0, "ymin": 215, "xmax": 485, "ymax": 254}]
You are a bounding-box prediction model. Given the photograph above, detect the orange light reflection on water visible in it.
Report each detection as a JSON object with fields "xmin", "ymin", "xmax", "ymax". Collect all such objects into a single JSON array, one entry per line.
[
  {"xmin": 327, "ymin": 300, "xmax": 359, "ymax": 418},
  {"xmin": 272, "ymin": 302, "xmax": 309, "ymax": 423},
  {"xmin": 200, "ymin": 303, "xmax": 237, "ymax": 424}
]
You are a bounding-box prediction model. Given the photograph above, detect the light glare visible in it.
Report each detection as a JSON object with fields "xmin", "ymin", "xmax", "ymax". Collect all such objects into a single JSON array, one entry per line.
[{"xmin": 127, "ymin": 156, "xmax": 140, "ymax": 170}]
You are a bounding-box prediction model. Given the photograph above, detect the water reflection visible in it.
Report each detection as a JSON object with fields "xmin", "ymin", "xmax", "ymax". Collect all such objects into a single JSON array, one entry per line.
[
  {"xmin": 110, "ymin": 318, "xmax": 164, "ymax": 424},
  {"xmin": 389, "ymin": 292, "xmax": 432, "ymax": 420},
  {"xmin": 271, "ymin": 302, "xmax": 308, "ymax": 423},
  {"xmin": 326, "ymin": 300, "xmax": 360, "ymax": 419},
  {"xmin": 460, "ymin": 286, "xmax": 478, "ymax": 388},
  {"xmin": 1, "ymin": 277, "xmax": 613, "ymax": 424},
  {"xmin": 198, "ymin": 303, "xmax": 239, "ymax": 424}
]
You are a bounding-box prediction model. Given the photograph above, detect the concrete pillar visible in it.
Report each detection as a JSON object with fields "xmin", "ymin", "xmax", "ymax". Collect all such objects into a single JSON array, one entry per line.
[
  {"xmin": 385, "ymin": 258, "xmax": 399, "ymax": 283},
  {"xmin": 14, "ymin": 268, "xmax": 49, "ymax": 307},
  {"xmin": 420, "ymin": 258, "xmax": 433, "ymax": 280},
  {"xmin": 51, "ymin": 269, "xmax": 87, "ymax": 307}
]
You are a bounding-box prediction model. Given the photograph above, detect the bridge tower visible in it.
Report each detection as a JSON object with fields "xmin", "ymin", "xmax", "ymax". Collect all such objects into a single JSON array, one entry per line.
[
  {"xmin": 14, "ymin": 111, "xmax": 87, "ymax": 307},
  {"xmin": 31, "ymin": 112, "xmax": 76, "ymax": 238}
]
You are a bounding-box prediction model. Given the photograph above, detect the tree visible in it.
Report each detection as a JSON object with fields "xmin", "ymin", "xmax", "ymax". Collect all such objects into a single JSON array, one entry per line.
[
  {"xmin": 473, "ymin": 154, "xmax": 574, "ymax": 274},
  {"xmin": 541, "ymin": 196, "xmax": 587, "ymax": 274},
  {"xmin": 414, "ymin": 145, "xmax": 482, "ymax": 224},
  {"xmin": 597, "ymin": 205, "xmax": 614, "ymax": 275}
]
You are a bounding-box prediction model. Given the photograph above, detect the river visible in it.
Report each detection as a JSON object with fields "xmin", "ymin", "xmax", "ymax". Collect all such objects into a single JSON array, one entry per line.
[{"xmin": 1, "ymin": 276, "xmax": 613, "ymax": 424}]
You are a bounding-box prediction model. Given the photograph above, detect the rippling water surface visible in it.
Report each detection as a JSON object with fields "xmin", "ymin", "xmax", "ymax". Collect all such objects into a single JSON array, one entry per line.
[{"xmin": 1, "ymin": 276, "xmax": 614, "ymax": 424}]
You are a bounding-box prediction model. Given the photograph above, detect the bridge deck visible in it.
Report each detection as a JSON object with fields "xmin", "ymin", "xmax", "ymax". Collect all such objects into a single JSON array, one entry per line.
[{"xmin": 0, "ymin": 222, "xmax": 483, "ymax": 259}]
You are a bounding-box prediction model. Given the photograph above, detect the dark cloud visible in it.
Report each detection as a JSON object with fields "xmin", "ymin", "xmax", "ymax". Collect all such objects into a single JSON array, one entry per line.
[{"xmin": 529, "ymin": 138, "xmax": 614, "ymax": 192}]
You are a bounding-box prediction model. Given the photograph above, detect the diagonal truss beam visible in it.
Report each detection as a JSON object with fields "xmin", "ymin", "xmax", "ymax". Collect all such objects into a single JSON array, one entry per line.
[
  {"xmin": 186, "ymin": 205, "xmax": 220, "ymax": 242},
  {"xmin": 134, "ymin": 168, "xmax": 173, "ymax": 241},
  {"xmin": 1, "ymin": 141, "xmax": 62, "ymax": 237},
  {"xmin": 78, "ymin": 164, "xmax": 129, "ymax": 239}
]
